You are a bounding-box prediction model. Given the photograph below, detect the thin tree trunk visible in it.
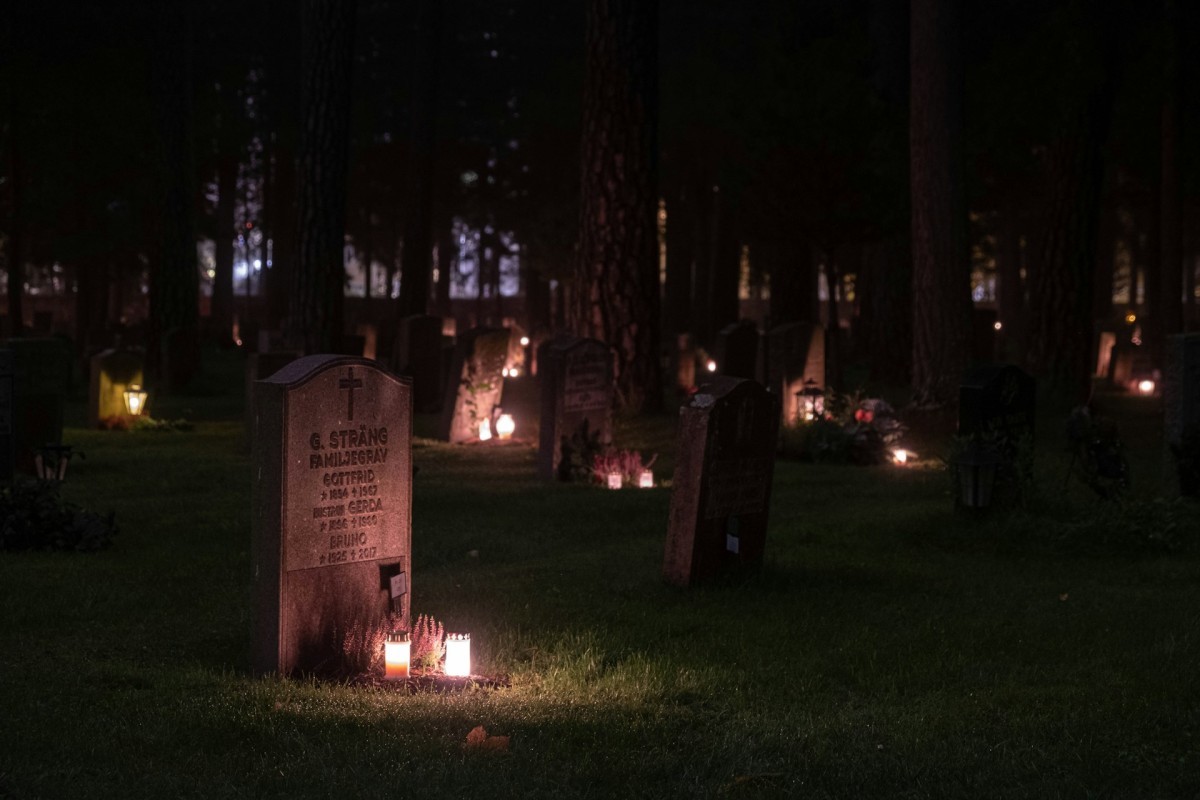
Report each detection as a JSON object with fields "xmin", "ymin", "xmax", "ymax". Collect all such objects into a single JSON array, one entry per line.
[
  {"xmin": 909, "ymin": 0, "xmax": 971, "ymax": 408},
  {"xmin": 4, "ymin": 8, "xmax": 25, "ymax": 337},
  {"xmin": 1159, "ymin": 0, "xmax": 1182, "ymax": 337},
  {"xmin": 291, "ymin": 0, "xmax": 356, "ymax": 353},
  {"xmin": 263, "ymin": 0, "xmax": 301, "ymax": 333},
  {"xmin": 212, "ymin": 154, "xmax": 237, "ymax": 345},
  {"xmin": 571, "ymin": 0, "xmax": 661, "ymax": 413}
]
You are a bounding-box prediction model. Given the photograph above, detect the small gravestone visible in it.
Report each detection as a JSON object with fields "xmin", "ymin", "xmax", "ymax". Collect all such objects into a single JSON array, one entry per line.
[
  {"xmin": 537, "ymin": 335, "xmax": 614, "ymax": 480},
  {"xmin": 764, "ymin": 322, "xmax": 825, "ymax": 426},
  {"xmin": 252, "ymin": 355, "xmax": 412, "ymax": 676},
  {"xmin": 663, "ymin": 376, "xmax": 780, "ymax": 586},
  {"xmin": 0, "ymin": 350, "xmax": 13, "ymax": 481},
  {"xmin": 439, "ymin": 327, "xmax": 510, "ymax": 443},
  {"xmin": 714, "ymin": 321, "xmax": 759, "ymax": 380},
  {"xmin": 394, "ymin": 314, "xmax": 444, "ymax": 413},
  {"xmin": 88, "ymin": 348, "xmax": 145, "ymax": 428},
  {"xmin": 9, "ymin": 338, "xmax": 71, "ymax": 474},
  {"xmin": 1164, "ymin": 334, "xmax": 1200, "ymax": 495},
  {"xmin": 245, "ymin": 351, "xmax": 303, "ymax": 450},
  {"xmin": 958, "ymin": 364, "xmax": 1036, "ymax": 444},
  {"xmin": 355, "ymin": 323, "xmax": 379, "ymax": 361}
]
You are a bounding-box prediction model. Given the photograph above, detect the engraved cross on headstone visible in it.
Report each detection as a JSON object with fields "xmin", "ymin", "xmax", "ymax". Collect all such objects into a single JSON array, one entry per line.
[{"xmin": 339, "ymin": 367, "xmax": 364, "ymax": 420}]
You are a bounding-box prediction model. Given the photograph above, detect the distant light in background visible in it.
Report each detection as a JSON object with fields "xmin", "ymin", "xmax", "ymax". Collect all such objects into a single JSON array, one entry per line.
[
  {"xmin": 1137, "ymin": 379, "xmax": 1155, "ymax": 395},
  {"xmin": 706, "ymin": 359, "xmax": 717, "ymax": 373},
  {"xmin": 993, "ymin": 321, "xmax": 1002, "ymax": 331}
]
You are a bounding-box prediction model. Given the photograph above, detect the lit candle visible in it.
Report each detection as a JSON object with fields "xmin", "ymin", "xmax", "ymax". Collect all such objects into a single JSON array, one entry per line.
[
  {"xmin": 638, "ymin": 469, "xmax": 653, "ymax": 488},
  {"xmin": 607, "ymin": 472, "xmax": 622, "ymax": 490},
  {"xmin": 445, "ymin": 633, "xmax": 471, "ymax": 677},
  {"xmin": 706, "ymin": 359, "xmax": 717, "ymax": 373},
  {"xmin": 893, "ymin": 448, "xmax": 908, "ymax": 465},
  {"xmin": 384, "ymin": 632, "xmax": 410, "ymax": 680},
  {"xmin": 479, "ymin": 419, "xmax": 493, "ymax": 441},
  {"xmin": 496, "ymin": 414, "xmax": 515, "ymax": 440},
  {"xmin": 519, "ymin": 336, "xmax": 530, "ymax": 347},
  {"xmin": 123, "ymin": 385, "xmax": 148, "ymax": 416},
  {"xmin": 1137, "ymin": 379, "xmax": 1155, "ymax": 395}
]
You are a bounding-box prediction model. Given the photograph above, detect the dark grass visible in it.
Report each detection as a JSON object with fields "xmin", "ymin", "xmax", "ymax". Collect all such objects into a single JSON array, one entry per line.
[{"xmin": 2, "ymin": 348, "xmax": 1199, "ymax": 798}]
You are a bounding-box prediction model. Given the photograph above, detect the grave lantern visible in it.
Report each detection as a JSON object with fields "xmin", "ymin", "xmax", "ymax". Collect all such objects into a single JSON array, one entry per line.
[
  {"xmin": 123, "ymin": 384, "xmax": 148, "ymax": 416},
  {"xmin": 384, "ymin": 632, "xmax": 411, "ymax": 680},
  {"xmin": 638, "ymin": 468, "xmax": 654, "ymax": 488},
  {"xmin": 496, "ymin": 414, "xmax": 515, "ymax": 440},
  {"xmin": 892, "ymin": 448, "xmax": 909, "ymax": 465},
  {"xmin": 34, "ymin": 443, "xmax": 76, "ymax": 484},
  {"xmin": 956, "ymin": 441, "xmax": 1000, "ymax": 509},
  {"xmin": 1136, "ymin": 379, "xmax": 1155, "ymax": 396},
  {"xmin": 478, "ymin": 418, "xmax": 493, "ymax": 441},
  {"xmin": 798, "ymin": 379, "xmax": 824, "ymax": 421},
  {"xmin": 607, "ymin": 471, "xmax": 622, "ymax": 490},
  {"xmin": 705, "ymin": 359, "xmax": 717, "ymax": 373},
  {"xmin": 445, "ymin": 633, "xmax": 471, "ymax": 677}
]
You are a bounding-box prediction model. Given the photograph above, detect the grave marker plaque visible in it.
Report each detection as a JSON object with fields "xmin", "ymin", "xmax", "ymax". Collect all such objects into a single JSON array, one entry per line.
[
  {"xmin": 252, "ymin": 355, "xmax": 412, "ymax": 676},
  {"xmin": 714, "ymin": 321, "xmax": 760, "ymax": 380},
  {"xmin": 88, "ymin": 348, "xmax": 145, "ymax": 428},
  {"xmin": 958, "ymin": 364, "xmax": 1036, "ymax": 444},
  {"xmin": 439, "ymin": 327, "xmax": 510, "ymax": 443},
  {"xmin": 9, "ymin": 338, "xmax": 70, "ymax": 474},
  {"xmin": 663, "ymin": 376, "xmax": 780, "ymax": 586},
  {"xmin": 537, "ymin": 335, "xmax": 614, "ymax": 480},
  {"xmin": 764, "ymin": 322, "xmax": 825, "ymax": 426}
]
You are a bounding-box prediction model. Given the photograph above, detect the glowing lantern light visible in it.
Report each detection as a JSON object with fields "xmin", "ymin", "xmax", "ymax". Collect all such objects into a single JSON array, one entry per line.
[
  {"xmin": 479, "ymin": 419, "xmax": 493, "ymax": 441},
  {"xmin": 445, "ymin": 633, "xmax": 471, "ymax": 677},
  {"xmin": 893, "ymin": 448, "xmax": 909, "ymax": 465},
  {"xmin": 1125, "ymin": 312, "xmax": 1137, "ymax": 324},
  {"xmin": 384, "ymin": 632, "xmax": 410, "ymax": 680},
  {"xmin": 501, "ymin": 367, "xmax": 511, "ymax": 378},
  {"xmin": 519, "ymin": 336, "xmax": 530, "ymax": 347},
  {"xmin": 705, "ymin": 359, "xmax": 717, "ymax": 373},
  {"xmin": 496, "ymin": 413, "xmax": 515, "ymax": 440},
  {"xmin": 1137, "ymin": 379, "xmax": 1155, "ymax": 395},
  {"xmin": 123, "ymin": 385, "xmax": 148, "ymax": 416},
  {"xmin": 607, "ymin": 472, "xmax": 622, "ymax": 490},
  {"xmin": 638, "ymin": 469, "xmax": 654, "ymax": 488},
  {"xmin": 992, "ymin": 321, "xmax": 1002, "ymax": 331},
  {"xmin": 798, "ymin": 378, "xmax": 824, "ymax": 421}
]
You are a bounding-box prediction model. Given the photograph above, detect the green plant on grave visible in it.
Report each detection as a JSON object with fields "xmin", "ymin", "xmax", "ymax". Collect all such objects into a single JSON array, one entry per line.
[{"xmin": 0, "ymin": 478, "xmax": 119, "ymax": 552}]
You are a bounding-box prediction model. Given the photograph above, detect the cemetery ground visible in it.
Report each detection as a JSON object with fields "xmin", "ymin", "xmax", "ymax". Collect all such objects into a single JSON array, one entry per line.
[{"xmin": 2, "ymin": 349, "xmax": 1199, "ymax": 799}]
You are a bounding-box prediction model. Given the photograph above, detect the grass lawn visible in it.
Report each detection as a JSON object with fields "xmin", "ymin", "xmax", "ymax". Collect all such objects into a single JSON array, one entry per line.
[{"xmin": 2, "ymin": 348, "xmax": 1198, "ymax": 798}]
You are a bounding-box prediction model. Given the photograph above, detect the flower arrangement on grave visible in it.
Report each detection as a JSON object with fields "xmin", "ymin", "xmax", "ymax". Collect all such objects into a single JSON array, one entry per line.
[
  {"xmin": 781, "ymin": 390, "xmax": 905, "ymax": 465},
  {"xmin": 342, "ymin": 612, "xmax": 449, "ymax": 678},
  {"xmin": 410, "ymin": 613, "xmax": 447, "ymax": 672},
  {"xmin": 590, "ymin": 450, "xmax": 658, "ymax": 487}
]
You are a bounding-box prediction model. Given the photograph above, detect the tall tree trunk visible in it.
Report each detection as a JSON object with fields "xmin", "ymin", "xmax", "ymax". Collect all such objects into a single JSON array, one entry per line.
[
  {"xmin": 866, "ymin": 235, "xmax": 912, "ymax": 385},
  {"xmin": 147, "ymin": 6, "xmax": 200, "ymax": 391},
  {"xmin": 211, "ymin": 154, "xmax": 237, "ymax": 345},
  {"xmin": 997, "ymin": 208, "xmax": 1028, "ymax": 361},
  {"xmin": 3, "ymin": 7, "xmax": 25, "ymax": 337},
  {"xmin": 263, "ymin": 0, "xmax": 301, "ymax": 333},
  {"xmin": 571, "ymin": 0, "xmax": 661, "ymax": 413},
  {"xmin": 708, "ymin": 187, "xmax": 740, "ymax": 341},
  {"xmin": 290, "ymin": 0, "xmax": 356, "ymax": 353},
  {"xmin": 769, "ymin": 240, "xmax": 818, "ymax": 327},
  {"xmin": 662, "ymin": 185, "xmax": 694, "ymax": 338},
  {"xmin": 397, "ymin": 0, "xmax": 441, "ymax": 319},
  {"xmin": 1027, "ymin": 17, "xmax": 1115, "ymax": 403},
  {"xmin": 909, "ymin": 0, "xmax": 971, "ymax": 408},
  {"xmin": 1159, "ymin": 0, "xmax": 1182, "ymax": 338}
]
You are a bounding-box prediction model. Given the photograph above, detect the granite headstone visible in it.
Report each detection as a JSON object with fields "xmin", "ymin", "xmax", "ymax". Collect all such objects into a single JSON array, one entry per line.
[
  {"xmin": 714, "ymin": 321, "xmax": 760, "ymax": 380},
  {"xmin": 252, "ymin": 355, "xmax": 412, "ymax": 676},
  {"xmin": 537, "ymin": 335, "xmax": 614, "ymax": 480},
  {"xmin": 88, "ymin": 348, "xmax": 145, "ymax": 428},
  {"xmin": 439, "ymin": 327, "xmax": 510, "ymax": 443},
  {"xmin": 663, "ymin": 375, "xmax": 780, "ymax": 587},
  {"xmin": 245, "ymin": 351, "xmax": 303, "ymax": 450}
]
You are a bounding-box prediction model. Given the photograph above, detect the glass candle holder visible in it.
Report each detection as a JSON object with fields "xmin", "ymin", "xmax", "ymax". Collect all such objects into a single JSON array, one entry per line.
[
  {"xmin": 445, "ymin": 633, "xmax": 471, "ymax": 677},
  {"xmin": 384, "ymin": 632, "xmax": 410, "ymax": 680}
]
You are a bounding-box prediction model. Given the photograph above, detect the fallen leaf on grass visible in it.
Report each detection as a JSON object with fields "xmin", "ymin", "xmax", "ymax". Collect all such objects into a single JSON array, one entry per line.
[{"xmin": 465, "ymin": 725, "xmax": 510, "ymax": 753}]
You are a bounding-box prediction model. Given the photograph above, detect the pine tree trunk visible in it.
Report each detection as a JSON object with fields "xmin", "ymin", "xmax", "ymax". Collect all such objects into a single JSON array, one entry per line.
[
  {"xmin": 571, "ymin": 0, "xmax": 661, "ymax": 413},
  {"xmin": 211, "ymin": 154, "xmax": 237, "ymax": 345},
  {"xmin": 397, "ymin": 0, "xmax": 440, "ymax": 319},
  {"xmin": 909, "ymin": 0, "xmax": 971, "ymax": 408},
  {"xmin": 1159, "ymin": 0, "xmax": 1182, "ymax": 337},
  {"xmin": 262, "ymin": 0, "xmax": 301, "ymax": 334},
  {"xmin": 147, "ymin": 6, "xmax": 200, "ymax": 391},
  {"xmin": 4, "ymin": 8, "xmax": 25, "ymax": 337},
  {"xmin": 290, "ymin": 0, "xmax": 356, "ymax": 353}
]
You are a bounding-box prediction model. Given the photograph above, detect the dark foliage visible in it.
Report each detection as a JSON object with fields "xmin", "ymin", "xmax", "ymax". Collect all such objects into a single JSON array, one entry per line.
[{"xmin": 0, "ymin": 480, "xmax": 118, "ymax": 553}]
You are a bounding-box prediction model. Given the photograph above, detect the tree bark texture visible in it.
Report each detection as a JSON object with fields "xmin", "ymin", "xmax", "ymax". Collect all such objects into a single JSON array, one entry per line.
[
  {"xmin": 572, "ymin": 0, "xmax": 662, "ymax": 412},
  {"xmin": 909, "ymin": 0, "xmax": 971, "ymax": 408},
  {"xmin": 147, "ymin": 6, "xmax": 200, "ymax": 390},
  {"xmin": 3, "ymin": 6, "xmax": 25, "ymax": 336},
  {"xmin": 263, "ymin": 0, "xmax": 301, "ymax": 332},
  {"xmin": 864, "ymin": 236, "xmax": 912, "ymax": 386},
  {"xmin": 1159, "ymin": 0, "xmax": 1182, "ymax": 337},
  {"xmin": 211, "ymin": 153, "xmax": 237, "ymax": 345},
  {"xmin": 397, "ymin": 0, "xmax": 441, "ymax": 319},
  {"xmin": 291, "ymin": 0, "xmax": 356, "ymax": 354},
  {"xmin": 1026, "ymin": 17, "xmax": 1115, "ymax": 403}
]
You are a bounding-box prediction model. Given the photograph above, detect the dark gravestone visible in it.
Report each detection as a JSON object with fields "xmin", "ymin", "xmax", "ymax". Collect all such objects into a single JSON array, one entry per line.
[
  {"xmin": 88, "ymin": 348, "xmax": 145, "ymax": 428},
  {"xmin": 714, "ymin": 321, "xmax": 759, "ymax": 380},
  {"xmin": 0, "ymin": 351, "xmax": 12, "ymax": 481},
  {"xmin": 537, "ymin": 335, "xmax": 614, "ymax": 480},
  {"xmin": 958, "ymin": 364, "xmax": 1036, "ymax": 445},
  {"xmin": 394, "ymin": 314, "xmax": 444, "ymax": 413},
  {"xmin": 764, "ymin": 322, "xmax": 825, "ymax": 427},
  {"xmin": 9, "ymin": 338, "xmax": 70, "ymax": 474},
  {"xmin": 1163, "ymin": 334, "xmax": 1200, "ymax": 495},
  {"xmin": 245, "ymin": 351, "xmax": 303, "ymax": 451},
  {"xmin": 663, "ymin": 376, "xmax": 781, "ymax": 587},
  {"xmin": 252, "ymin": 355, "xmax": 412, "ymax": 676},
  {"xmin": 439, "ymin": 327, "xmax": 510, "ymax": 443}
]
